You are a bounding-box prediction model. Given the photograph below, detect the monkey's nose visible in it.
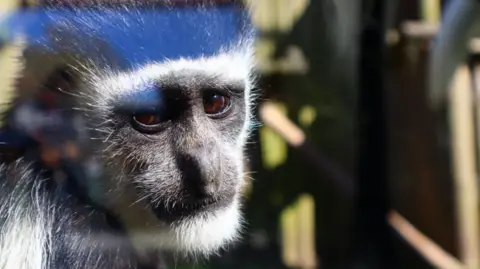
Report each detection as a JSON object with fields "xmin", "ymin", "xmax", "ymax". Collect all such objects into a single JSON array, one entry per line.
[{"xmin": 176, "ymin": 153, "xmax": 221, "ymax": 199}]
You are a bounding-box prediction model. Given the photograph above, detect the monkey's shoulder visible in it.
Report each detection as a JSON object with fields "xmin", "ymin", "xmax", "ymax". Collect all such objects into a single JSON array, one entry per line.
[{"xmin": 0, "ymin": 160, "xmax": 149, "ymax": 269}]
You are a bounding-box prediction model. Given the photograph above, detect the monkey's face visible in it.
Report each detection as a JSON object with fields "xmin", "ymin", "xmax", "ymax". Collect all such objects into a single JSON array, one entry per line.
[{"xmin": 78, "ymin": 49, "xmax": 255, "ymax": 256}]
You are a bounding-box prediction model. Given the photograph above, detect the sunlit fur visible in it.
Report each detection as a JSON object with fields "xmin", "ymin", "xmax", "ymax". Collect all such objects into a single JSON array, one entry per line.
[{"xmin": 0, "ymin": 5, "xmax": 257, "ymax": 269}]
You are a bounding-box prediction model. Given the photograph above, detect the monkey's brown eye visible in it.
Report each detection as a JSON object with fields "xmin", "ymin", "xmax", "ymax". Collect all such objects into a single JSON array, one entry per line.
[
  {"xmin": 131, "ymin": 113, "xmax": 165, "ymax": 134},
  {"xmin": 133, "ymin": 114, "xmax": 161, "ymax": 126},
  {"xmin": 203, "ymin": 92, "xmax": 231, "ymax": 117}
]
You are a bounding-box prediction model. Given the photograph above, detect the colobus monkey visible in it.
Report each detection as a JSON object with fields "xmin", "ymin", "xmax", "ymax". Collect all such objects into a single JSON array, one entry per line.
[{"xmin": 0, "ymin": 1, "xmax": 257, "ymax": 268}]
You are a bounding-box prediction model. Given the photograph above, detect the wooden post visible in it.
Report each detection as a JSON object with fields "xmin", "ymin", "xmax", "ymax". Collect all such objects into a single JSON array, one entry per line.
[
  {"xmin": 449, "ymin": 65, "xmax": 480, "ymax": 269},
  {"xmin": 421, "ymin": 0, "xmax": 440, "ymax": 24},
  {"xmin": 0, "ymin": 0, "xmax": 19, "ymax": 14},
  {"xmin": 388, "ymin": 210, "xmax": 465, "ymax": 269},
  {"xmin": 0, "ymin": 0, "xmax": 25, "ymax": 116}
]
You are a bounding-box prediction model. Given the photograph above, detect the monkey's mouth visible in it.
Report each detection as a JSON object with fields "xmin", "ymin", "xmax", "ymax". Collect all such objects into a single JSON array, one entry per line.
[{"xmin": 149, "ymin": 196, "xmax": 233, "ymax": 222}]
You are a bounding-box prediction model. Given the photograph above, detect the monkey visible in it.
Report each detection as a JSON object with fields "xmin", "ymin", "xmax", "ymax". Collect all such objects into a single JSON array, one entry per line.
[{"xmin": 0, "ymin": 1, "xmax": 258, "ymax": 268}]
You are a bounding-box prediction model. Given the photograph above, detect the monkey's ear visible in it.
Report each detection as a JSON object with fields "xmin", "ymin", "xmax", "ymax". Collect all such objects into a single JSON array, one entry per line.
[
  {"xmin": 42, "ymin": 66, "xmax": 77, "ymax": 95},
  {"xmin": 40, "ymin": 66, "xmax": 80, "ymax": 106}
]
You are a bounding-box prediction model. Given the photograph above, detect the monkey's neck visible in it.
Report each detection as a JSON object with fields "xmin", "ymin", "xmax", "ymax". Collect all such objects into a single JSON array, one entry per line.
[{"xmin": 0, "ymin": 160, "xmax": 167, "ymax": 269}]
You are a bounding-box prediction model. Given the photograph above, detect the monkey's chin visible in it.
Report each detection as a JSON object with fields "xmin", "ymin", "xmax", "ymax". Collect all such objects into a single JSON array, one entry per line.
[
  {"xmin": 129, "ymin": 199, "xmax": 243, "ymax": 257},
  {"xmin": 150, "ymin": 195, "xmax": 235, "ymax": 223}
]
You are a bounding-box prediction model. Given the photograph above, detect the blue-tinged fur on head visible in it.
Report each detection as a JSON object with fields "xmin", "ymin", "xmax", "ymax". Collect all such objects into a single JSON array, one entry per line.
[{"xmin": 0, "ymin": 1, "xmax": 257, "ymax": 268}]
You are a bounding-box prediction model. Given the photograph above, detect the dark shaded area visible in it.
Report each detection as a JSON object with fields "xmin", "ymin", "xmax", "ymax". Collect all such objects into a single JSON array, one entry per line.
[
  {"xmin": 212, "ymin": 1, "xmax": 360, "ymax": 268},
  {"xmin": 212, "ymin": 1, "xmax": 458, "ymax": 269},
  {"xmin": 384, "ymin": 30, "xmax": 458, "ymax": 269},
  {"xmin": 349, "ymin": 0, "xmax": 395, "ymax": 268}
]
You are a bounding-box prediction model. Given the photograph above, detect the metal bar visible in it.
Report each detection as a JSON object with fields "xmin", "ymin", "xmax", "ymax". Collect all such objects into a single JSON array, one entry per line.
[{"xmin": 428, "ymin": 0, "xmax": 480, "ymax": 109}]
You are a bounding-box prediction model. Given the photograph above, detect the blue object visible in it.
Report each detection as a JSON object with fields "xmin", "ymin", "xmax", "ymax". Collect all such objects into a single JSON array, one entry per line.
[
  {"xmin": 1, "ymin": 4, "xmax": 251, "ymax": 69},
  {"xmin": 0, "ymin": 2, "xmax": 254, "ymax": 147},
  {"xmin": 0, "ymin": 131, "xmax": 33, "ymax": 149},
  {"xmin": 116, "ymin": 84, "xmax": 165, "ymax": 114}
]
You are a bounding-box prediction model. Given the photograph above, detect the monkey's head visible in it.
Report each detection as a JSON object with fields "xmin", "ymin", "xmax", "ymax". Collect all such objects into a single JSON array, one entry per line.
[
  {"xmin": 63, "ymin": 35, "xmax": 257, "ymax": 257},
  {"xmin": 3, "ymin": 1, "xmax": 257, "ymax": 259}
]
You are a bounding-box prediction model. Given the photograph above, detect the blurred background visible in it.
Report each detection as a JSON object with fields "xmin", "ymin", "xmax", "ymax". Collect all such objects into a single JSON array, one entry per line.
[{"xmin": 1, "ymin": 0, "xmax": 480, "ymax": 269}]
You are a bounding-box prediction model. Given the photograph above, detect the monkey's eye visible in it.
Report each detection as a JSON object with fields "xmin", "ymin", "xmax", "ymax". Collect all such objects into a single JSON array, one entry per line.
[
  {"xmin": 203, "ymin": 92, "xmax": 232, "ymax": 118},
  {"xmin": 131, "ymin": 113, "xmax": 165, "ymax": 134},
  {"xmin": 133, "ymin": 114, "xmax": 161, "ymax": 126}
]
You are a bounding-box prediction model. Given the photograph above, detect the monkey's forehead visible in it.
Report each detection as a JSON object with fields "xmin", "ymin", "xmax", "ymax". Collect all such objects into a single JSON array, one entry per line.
[
  {"xmin": 3, "ymin": 4, "xmax": 254, "ymax": 68},
  {"xmin": 91, "ymin": 52, "xmax": 253, "ymax": 104}
]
